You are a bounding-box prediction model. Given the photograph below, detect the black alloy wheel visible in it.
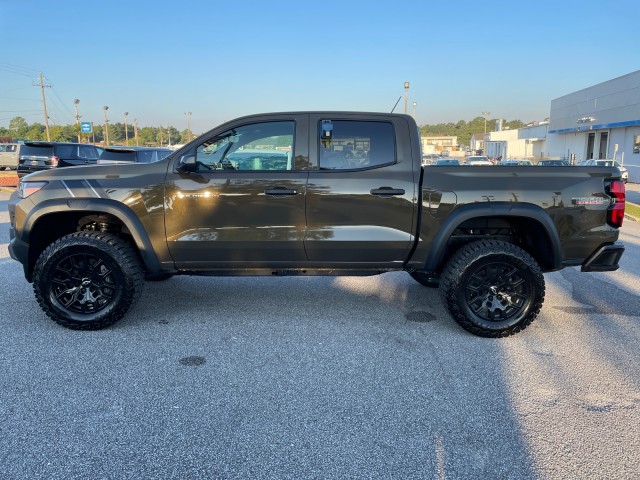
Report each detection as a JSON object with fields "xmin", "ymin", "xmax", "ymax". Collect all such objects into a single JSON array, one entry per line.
[
  {"xmin": 33, "ymin": 232, "xmax": 144, "ymax": 330},
  {"xmin": 440, "ymin": 239, "xmax": 545, "ymax": 337}
]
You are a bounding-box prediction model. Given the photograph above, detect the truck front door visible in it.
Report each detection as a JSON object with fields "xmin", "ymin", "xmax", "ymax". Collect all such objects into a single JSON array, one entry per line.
[
  {"xmin": 304, "ymin": 115, "xmax": 418, "ymax": 266},
  {"xmin": 164, "ymin": 116, "xmax": 309, "ymax": 269}
]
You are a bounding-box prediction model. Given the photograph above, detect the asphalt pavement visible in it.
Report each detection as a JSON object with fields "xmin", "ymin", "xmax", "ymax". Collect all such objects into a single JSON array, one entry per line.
[{"xmin": 1, "ymin": 191, "xmax": 639, "ymax": 479}]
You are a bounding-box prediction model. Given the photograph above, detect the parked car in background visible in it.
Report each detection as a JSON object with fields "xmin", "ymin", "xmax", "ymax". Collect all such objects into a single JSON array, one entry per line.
[
  {"xmin": 536, "ymin": 160, "xmax": 570, "ymax": 166},
  {"xmin": 97, "ymin": 146, "xmax": 172, "ymax": 165},
  {"xmin": 579, "ymin": 159, "xmax": 628, "ymax": 183},
  {"xmin": 0, "ymin": 143, "xmax": 22, "ymax": 170},
  {"xmin": 421, "ymin": 154, "xmax": 441, "ymax": 166},
  {"xmin": 467, "ymin": 158, "xmax": 493, "ymax": 166},
  {"xmin": 433, "ymin": 158, "xmax": 460, "ymax": 166},
  {"xmin": 499, "ymin": 159, "xmax": 533, "ymax": 166},
  {"xmin": 466, "ymin": 155, "xmax": 492, "ymax": 165},
  {"xmin": 17, "ymin": 142, "xmax": 102, "ymax": 178}
]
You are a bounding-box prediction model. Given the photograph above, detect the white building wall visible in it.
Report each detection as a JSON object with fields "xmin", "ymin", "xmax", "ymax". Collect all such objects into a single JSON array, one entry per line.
[
  {"xmin": 485, "ymin": 124, "xmax": 548, "ymax": 159},
  {"xmin": 547, "ymin": 70, "xmax": 640, "ymax": 180}
]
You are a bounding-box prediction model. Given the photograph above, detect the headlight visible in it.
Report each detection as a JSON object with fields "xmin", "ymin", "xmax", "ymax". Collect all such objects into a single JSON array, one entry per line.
[{"xmin": 17, "ymin": 180, "xmax": 48, "ymax": 198}]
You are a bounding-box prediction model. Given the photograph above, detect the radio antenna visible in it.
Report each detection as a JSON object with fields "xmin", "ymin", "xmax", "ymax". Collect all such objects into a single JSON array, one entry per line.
[{"xmin": 390, "ymin": 96, "xmax": 402, "ymax": 113}]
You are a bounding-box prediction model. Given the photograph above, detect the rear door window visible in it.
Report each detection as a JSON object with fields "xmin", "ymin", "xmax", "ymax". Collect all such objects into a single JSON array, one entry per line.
[
  {"xmin": 78, "ymin": 145, "xmax": 98, "ymax": 159},
  {"xmin": 54, "ymin": 145, "xmax": 77, "ymax": 158},
  {"xmin": 319, "ymin": 120, "xmax": 395, "ymax": 170}
]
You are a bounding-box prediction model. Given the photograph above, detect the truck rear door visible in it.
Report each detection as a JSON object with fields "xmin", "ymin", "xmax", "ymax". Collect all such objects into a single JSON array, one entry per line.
[{"xmin": 304, "ymin": 114, "xmax": 418, "ymax": 266}]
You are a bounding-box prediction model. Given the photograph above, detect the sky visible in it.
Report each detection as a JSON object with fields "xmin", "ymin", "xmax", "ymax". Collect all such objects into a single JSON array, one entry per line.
[{"xmin": 1, "ymin": 0, "xmax": 639, "ymax": 134}]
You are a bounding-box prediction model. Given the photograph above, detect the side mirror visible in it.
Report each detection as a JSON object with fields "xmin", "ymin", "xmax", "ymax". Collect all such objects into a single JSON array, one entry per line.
[{"xmin": 177, "ymin": 155, "xmax": 197, "ymax": 173}]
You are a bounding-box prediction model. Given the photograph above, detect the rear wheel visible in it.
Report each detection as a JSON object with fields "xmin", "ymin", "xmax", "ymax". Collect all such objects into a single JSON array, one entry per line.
[
  {"xmin": 440, "ymin": 240, "xmax": 545, "ymax": 337},
  {"xmin": 33, "ymin": 232, "xmax": 144, "ymax": 330}
]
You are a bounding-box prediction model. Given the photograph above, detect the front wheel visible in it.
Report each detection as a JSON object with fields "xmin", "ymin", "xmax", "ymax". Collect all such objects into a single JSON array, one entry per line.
[
  {"xmin": 440, "ymin": 240, "xmax": 545, "ymax": 338},
  {"xmin": 33, "ymin": 232, "xmax": 144, "ymax": 330}
]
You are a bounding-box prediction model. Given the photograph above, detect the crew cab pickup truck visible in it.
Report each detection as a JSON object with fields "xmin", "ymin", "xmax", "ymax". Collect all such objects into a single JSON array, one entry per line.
[{"xmin": 7, "ymin": 112, "xmax": 626, "ymax": 337}]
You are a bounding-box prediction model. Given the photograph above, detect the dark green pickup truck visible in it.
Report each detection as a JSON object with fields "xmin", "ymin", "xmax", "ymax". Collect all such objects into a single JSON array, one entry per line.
[{"xmin": 7, "ymin": 112, "xmax": 626, "ymax": 337}]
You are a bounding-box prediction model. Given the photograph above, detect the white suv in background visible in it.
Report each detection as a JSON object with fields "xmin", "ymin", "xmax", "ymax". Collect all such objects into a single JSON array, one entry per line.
[{"xmin": 0, "ymin": 143, "xmax": 22, "ymax": 170}]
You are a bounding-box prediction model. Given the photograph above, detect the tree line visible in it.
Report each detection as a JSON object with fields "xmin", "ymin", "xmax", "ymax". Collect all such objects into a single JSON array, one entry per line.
[
  {"xmin": 0, "ymin": 116, "xmax": 194, "ymax": 146},
  {"xmin": 2, "ymin": 115, "xmax": 533, "ymax": 148},
  {"xmin": 419, "ymin": 116, "xmax": 530, "ymax": 147}
]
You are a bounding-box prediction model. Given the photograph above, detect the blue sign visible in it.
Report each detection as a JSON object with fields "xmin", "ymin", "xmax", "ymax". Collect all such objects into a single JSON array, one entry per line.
[{"xmin": 81, "ymin": 122, "xmax": 92, "ymax": 133}]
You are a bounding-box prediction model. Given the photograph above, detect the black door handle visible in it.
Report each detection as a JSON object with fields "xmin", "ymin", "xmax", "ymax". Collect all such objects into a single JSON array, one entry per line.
[
  {"xmin": 264, "ymin": 187, "xmax": 298, "ymax": 196},
  {"xmin": 370, "ymin": 187, "xmax": 405, "ymax": 197}
]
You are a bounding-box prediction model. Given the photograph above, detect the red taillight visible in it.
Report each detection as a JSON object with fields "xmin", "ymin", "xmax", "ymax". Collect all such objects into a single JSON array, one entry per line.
[
  {"xmin": 51, "ymin": 155, "xmax": 59, "ymax": 167},
  {"xmin": 606, "ymin": 180, "xmax": 625, "ymax": 228}
]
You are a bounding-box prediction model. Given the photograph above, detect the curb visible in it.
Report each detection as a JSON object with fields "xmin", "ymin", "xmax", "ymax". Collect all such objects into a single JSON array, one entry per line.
[{"xmin": 624, "ymin": 201, "xmax": 639, "ymax": 222}]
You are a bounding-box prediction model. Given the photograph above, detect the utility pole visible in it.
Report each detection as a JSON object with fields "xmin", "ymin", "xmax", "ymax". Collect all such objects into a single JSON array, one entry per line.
[
  {"xmin": 36, "ymin": 72, "xmax": 51, "ymax": 141},
  {"xmin": 412, "ymin": 101, "xmax": 417, "ymax": 120},
  {"xmin": 103, "ymin": 106, "xmax": 110, "ymax": 146},
  {"xmin": 134, "ymin": 118, "xmax": 139, "ymax": 146},
  {"xmin": 184, "ymin": 111, "xmax": 192, "ymax": 141},
  {"xmin": 404, "ymin": 81, "xmax": 410, "ymax": 114},
  {"xmin": 124, "ymin": 112, "xmax": 129, "ymax": 145},
  {"xmin": 482, "ymin": 111, "xmax": 491, "ymax": 134},
  {"xmin": 74, "ymin": 99, "xmax": 81, "ymax": 142}
]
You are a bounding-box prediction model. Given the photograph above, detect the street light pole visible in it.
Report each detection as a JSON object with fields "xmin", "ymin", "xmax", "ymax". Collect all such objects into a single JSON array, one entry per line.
[
  {"xmin": 124, "ymin": 112, "xmax": 129, "ymax": 145},
  {"xmin": 412, "ymin": 101, "xmax": 417, "ymax": 120},
  {"xmin": 134, "ymin": 118, "xmax": 139, "ymax": 146},
  {"xmin": 103, "ymin": 106, "xmax": 110, "ymax": 146},
  {"xmin": 404, "ymin": 81, "xmax": 410, "ymax": 114}
]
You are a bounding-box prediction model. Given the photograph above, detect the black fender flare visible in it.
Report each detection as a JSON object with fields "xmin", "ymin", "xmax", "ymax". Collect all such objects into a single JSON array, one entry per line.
[
  {"xmin": 22, "ymin": 198, "xmax": 162, "ymax": 275},
  {"xmin": 423, "ymin": 202, "xmax": 562, "ymax": 272}
]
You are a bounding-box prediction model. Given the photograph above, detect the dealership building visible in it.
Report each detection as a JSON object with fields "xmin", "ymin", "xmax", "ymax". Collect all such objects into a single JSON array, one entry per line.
[
  {"xmin": 485, "ymin": 70, "xmax": 640, "ymax": 182},
  {"xmin": 547, "ymin": 70, "xmax": 640, "ymax": 174}
]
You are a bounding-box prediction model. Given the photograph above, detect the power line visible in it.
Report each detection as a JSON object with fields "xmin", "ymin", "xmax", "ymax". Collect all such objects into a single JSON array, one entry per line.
[
  {"xmin": 0, "ymin": 62, "xmax": 39, "ymax": 78},
  {"xmin": 50, "ymin": 86, "xmax": 75, "ymax": 119}
]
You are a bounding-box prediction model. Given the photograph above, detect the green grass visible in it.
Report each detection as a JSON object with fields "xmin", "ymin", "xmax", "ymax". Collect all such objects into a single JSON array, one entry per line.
[{"xmin": 626, "ymin": 201, "xmax": 640, "ymax": 220}]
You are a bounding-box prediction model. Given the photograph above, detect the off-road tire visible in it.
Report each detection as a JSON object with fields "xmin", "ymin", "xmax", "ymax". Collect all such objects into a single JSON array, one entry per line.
[
  {"xmin": 440, "ymin": 240, "xmax": 545, "ymax": 338},
  {"xmin": 33, "ymin": 232, "xmax": 144, "ymax": 330}
]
